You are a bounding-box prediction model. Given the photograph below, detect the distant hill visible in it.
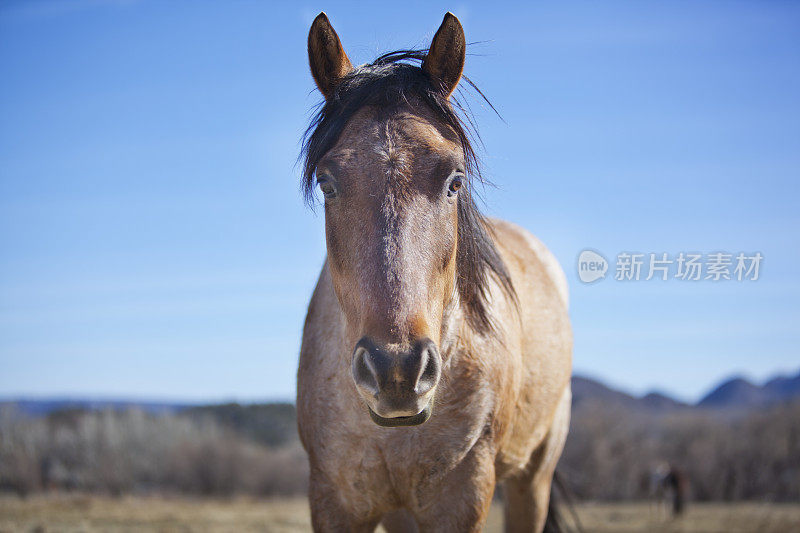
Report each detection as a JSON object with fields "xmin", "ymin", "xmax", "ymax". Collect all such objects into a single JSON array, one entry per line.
[
  {"xmin": 573, "ymin": 368, "xmax": 800, "ymax": 414},
  {"xmin": 697, "ymin": 377, "xmax": 764, "ymax": 408},
  {"xmin": 640, "ymin": 391, "xmax": 688, "ymax": 411},
  {"xmin": 2, "ymin": 368, "xmax": 798, "ymax": 423},
  {"xmin": 763, "ymin": 371, "xmax": 800, "ymax": 398},
  {"xmin": 0, "ymin": 398, "xmax": 194, "ymax": 416},
  {"xmin": 698, "ymin": 370, "xmax": 800, "ymax": 409},
  {"xmin": 571, "ymin": 376, "xmax": 688, "ymax": 413},
  {"xmin": 571, "ymin": 376, "xmax": 636, "ymax": 408}
]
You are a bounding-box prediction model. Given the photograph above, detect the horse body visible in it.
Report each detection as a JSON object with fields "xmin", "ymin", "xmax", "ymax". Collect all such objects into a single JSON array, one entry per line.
[
  {"xmin": 297, "ymin": 12, "xmax": 572, "ymax": 532},
  {"xmin": 299, "ymin": 220, "xmax": 571, "ymax": 531}
]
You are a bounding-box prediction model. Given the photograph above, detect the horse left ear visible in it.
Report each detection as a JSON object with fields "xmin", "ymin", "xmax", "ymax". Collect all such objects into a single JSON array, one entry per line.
[{"xmin": 423, "ymin": 13, "xmax": 466, "ymax": 98}]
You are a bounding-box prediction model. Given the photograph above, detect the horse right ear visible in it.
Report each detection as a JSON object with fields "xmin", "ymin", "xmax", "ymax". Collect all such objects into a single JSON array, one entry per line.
[
  {"xmin": 308, "ymin": 12, "xmax": 353, "ymax": 100},
  {"xmin": 423, "ymin": 13, "xmax": 466, "ymax": 98}
]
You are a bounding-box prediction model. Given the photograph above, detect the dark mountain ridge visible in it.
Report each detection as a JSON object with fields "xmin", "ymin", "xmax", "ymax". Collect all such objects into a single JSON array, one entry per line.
[
  {"xmin": 2, "ymin": 368, "xmax": 798, "ymax": 417},
  {"xmin": 697, "ymin": 370, "xmax": 800, "ymax": 409},
  {"xmin": 573, "ymin": 367, "xmax": 800, "ymax": 413}
]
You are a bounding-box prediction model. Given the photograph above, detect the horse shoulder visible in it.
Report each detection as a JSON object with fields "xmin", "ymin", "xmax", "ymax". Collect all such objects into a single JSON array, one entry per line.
[
  {"xmin": 487, "ymin": 218, "xmax": 569, "ymax": 311},
  {"xmin": 484, "ymin": 217, "xmax": 573, "ymax": 474}
]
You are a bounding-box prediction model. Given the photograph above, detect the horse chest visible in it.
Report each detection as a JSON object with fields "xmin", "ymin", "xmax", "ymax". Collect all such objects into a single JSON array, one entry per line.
[{"xmin": 314, "ymin": 399, "xmax": 490, "ymax": 507}]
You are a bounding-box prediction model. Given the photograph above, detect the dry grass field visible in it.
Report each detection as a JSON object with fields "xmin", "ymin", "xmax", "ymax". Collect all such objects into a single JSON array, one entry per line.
[{"xmin": 1, "ymin": 495, "xmax": 799, "ymax": 533}]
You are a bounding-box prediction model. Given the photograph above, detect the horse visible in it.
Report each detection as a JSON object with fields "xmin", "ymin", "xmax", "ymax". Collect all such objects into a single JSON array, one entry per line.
[
  {"xmin": 297, "ymin": 12, "xmax": 573, "ymax": 532},
  {"xmin": 646, "ymin": 463, "xmax": 688, "ymax": 521}
]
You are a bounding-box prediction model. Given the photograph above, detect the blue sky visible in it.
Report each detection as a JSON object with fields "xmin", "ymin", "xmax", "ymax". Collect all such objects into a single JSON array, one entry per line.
[{"xmin": 1, "ymin": 0, "xmax": 798, "ymax": 403}]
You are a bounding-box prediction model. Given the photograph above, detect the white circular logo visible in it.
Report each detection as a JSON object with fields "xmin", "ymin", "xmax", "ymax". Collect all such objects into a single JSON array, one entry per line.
[{"xmin": 577, "ymin": 249, "xmax": 608, "ymax": 283}]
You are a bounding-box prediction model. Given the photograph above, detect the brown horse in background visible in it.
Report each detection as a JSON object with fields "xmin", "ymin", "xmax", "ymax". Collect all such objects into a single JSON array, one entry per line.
[{"xmin": 297, "ymin": 12, "xmax": 573, "ymax": 532}]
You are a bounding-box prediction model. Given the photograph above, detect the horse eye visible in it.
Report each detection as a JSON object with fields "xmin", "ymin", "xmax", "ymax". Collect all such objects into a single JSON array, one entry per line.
[
  {"xmin": 447, "ymin": 176, "xmax": 463, "ymax": 197},
  {"xmin": 317, "ymin": 178, "xmax": 337, "ymax": 199}
]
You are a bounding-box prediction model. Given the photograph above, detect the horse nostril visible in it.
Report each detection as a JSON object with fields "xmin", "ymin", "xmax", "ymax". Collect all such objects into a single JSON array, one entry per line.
[
  {"xmin": 413, "ymin": 341, "xmax": 441, "ymax": 395},
  {"xmin": 352, "ymin": 347, "xmax": 379, "ymax": 396}
]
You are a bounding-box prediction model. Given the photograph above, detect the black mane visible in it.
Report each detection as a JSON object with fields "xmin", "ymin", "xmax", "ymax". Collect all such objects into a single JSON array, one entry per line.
[{"xmin": 300, "ymin": 49, "xmax": 515, "ymax": 334}]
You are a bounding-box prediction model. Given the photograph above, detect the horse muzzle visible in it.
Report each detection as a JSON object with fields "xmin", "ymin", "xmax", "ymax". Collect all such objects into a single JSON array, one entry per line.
[{"xmin": 351, "ymin": 336, "xmax": 441, "ymax": 427}]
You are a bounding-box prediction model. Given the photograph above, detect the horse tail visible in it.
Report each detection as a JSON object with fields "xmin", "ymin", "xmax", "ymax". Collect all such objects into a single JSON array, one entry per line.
[{"xmin": 543, "ymin": 470, "xmax": 583, "ymax": 533}]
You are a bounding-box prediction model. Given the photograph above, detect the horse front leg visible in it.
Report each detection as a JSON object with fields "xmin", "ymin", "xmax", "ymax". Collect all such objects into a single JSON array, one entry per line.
[
  {"xmin": 308, "ymin": 468, "xmax": 381, "ymax": 533},
  {"xmin": 412, "ymin": 441, "xmax": 497, "ymax": 533},
  {"xmin": 504, "ymin": 386, "xmax": 571, "ymax": 533}
]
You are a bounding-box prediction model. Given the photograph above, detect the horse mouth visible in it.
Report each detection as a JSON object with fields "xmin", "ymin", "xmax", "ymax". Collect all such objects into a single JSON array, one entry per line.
[{"xmin": 368, "ymin": 402, "xmax": 432, "ymax": 427}]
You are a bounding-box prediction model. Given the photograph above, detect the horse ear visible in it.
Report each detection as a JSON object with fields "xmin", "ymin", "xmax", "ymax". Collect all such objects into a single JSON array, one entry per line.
[
  {"xmin": 422, "ymin": 13, "xmax": 466, "ymax": 98},
  {"xmin": 308, "ymin": 12, "xmax": 353, "ymax": 99}
]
